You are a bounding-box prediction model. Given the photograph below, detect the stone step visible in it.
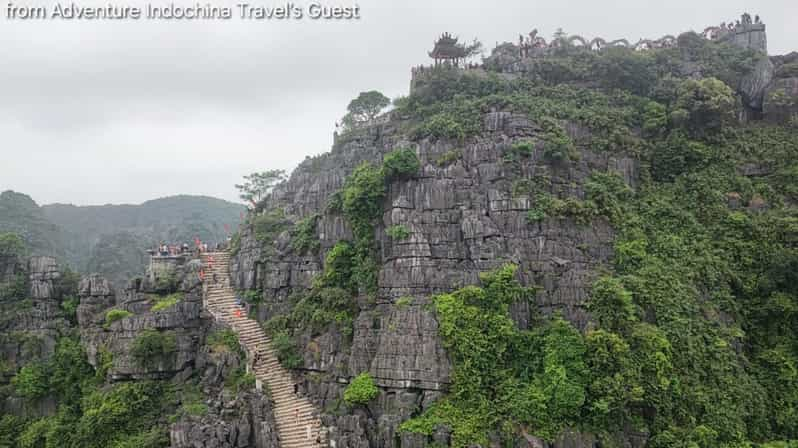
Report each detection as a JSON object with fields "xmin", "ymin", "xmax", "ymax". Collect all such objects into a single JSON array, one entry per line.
[
  {"xmin": 275, "ymin": 422, "xmax": 323, "ymax": 433},
  {"xmin": 278, "ymin": 428, "xmax": 323, "ymax": 439},
  {"xmin": 201, "ymin": 251, "xmax": 327, "ymax": 448},
  {"xmin": 272, "ymin": 405, "xmax": 317, "ymax": 416}
]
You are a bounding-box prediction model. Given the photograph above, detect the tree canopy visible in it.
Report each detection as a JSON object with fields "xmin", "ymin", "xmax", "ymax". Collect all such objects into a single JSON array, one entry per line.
[
  {"xmin": 343, "ymin": 91, "xmax": 390, "ymax": 127},
  {"xmin": 0, "ymin": 232, "xmax": 25, "ymax": 258},
  {"xmin": 235, "ymin": 170, "xmax": 287, "ymax": 206}
]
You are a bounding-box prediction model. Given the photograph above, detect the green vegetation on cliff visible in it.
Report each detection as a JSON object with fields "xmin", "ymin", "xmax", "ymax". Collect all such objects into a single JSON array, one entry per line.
[
  {"xmin": 396, "ymin": 33, "xmax": 797, "ymax": 447},
  {"xmin": 256, "ymin": 148, "xmax": 423, "ymax": 369},
  {"xmin": 2, "ymin": 334, "xmax": 175, "ymax": 448},
  {"xmin": 344, "ymin": 372, "xmax": 379, "ymax": 405},
  {"xmin": 337, "ymin": 148, "xmax": 421, "ymax": 294},
  {"xmin": 400, "ymin": 265, "xmax": 585, "ymax": 445},
  {"xmin": 131, "ymin": 330, "xmax": 177, "ymax": 369},
  {"xmin": 0, "ymin": 233, "xmax": 26, "ymax": 258}
]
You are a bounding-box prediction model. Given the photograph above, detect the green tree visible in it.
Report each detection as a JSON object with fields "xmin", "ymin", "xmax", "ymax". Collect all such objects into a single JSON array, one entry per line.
[
  {"xmin": 535, "ymin": 317, "xmax": 588, "ymax": 432},
  {"xmin": 12, "ymin": 363, "xmax": 49, "ymax": 399},
  {"xmin": 318, "ymin": 241, "xmax": 356, "ymax": 292},
  {"xmin": 642, "ymin": 101, "xmax": 669, "ymax": 137},
  {"xmin": 341, "ymin": 162, "xmax": 386, "ymax": 292},
  {"xmin": 130, "ymin": 330, "xmax": 176, "ymax": 369},
  {"xmin": 650, "ymin": 131, "xmax": 712, "ymax": 181},
  {"xmin": 584, "ymin": 330, "xmax": 639, "ymax": 431},
  {"xmin": 382, "ymin": 148, "xmax": 420, "ymax": 181},
  {"xmin": 462, "ymin": 38, "xmax": 484, "ymax": 61},
  {"xmin": 49, "ymin": 337, "xmax": 94, "ymax": 406},
  {"xmin": 588, "ymin": 277, "xmax": 636, "ymax": 332},
  {"xmin": 235, "ymin": 170, "xmax": 286, "ymax": 205},
  {"xmin": 105, "ymin": 309, "xmax": 133, "ymax": 328},
  {"xmin": 0, "ymin": 232, "xmax": 26, "ymax": 257},
  {"xmin": 671, "ymin": 77, "xmax": 735, "ymax": 137},
  {"xmin": 271, "ymin": 331, "xmax": 302, "ymax": 369},
  {"xmin": 343, "ymin": 91, "xmax": 390, "ymax": 126},
  {"xmin": 343, "ymin": 372, "xmax": 380, "ymax": 405}
]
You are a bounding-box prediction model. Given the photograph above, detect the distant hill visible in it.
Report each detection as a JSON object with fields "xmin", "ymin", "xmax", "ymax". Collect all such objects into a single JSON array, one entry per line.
[
  {"xmin": 0, "ymin": 191, "xmax": 65, "ymax": 259},
  {"xmin": 0, "ymin": 191, "xmax": 245, "ymax": 287}
]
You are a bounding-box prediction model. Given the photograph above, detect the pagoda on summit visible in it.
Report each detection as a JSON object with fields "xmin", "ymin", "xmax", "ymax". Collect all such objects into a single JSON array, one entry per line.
[{"xmin": 428, "ymin": 32, "xmax": 469, "ymax": 66}]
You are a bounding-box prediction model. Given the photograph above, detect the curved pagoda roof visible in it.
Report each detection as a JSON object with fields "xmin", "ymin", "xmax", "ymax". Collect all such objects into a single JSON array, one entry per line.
[{"xmin": 428, "ymin": 33, "xmax": 468, "ymax": 60}]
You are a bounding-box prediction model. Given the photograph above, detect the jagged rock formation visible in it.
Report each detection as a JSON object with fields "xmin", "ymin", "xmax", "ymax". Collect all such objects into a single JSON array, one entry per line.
[
  {"xmin": 203, "ymin": 251, "xmax": 327, "ymax": 448},
  {"xmin": 5, "ymin": 14, "xmax": 797, "ymax": 448},
  {"xmin": 0, "ymin": 255, "xmax": 71, "ymax": 417},
  {"xmin": 75, "ymin": 255, "xmax": 281, "ymax": 448},
  {"xmin": 764, "ymin": 52, "xmax": 798, "ymax": 123},
  {"xmin": 227, "ymin": 22, "xmax": 798, "ymax": 444},
  {"xmin": 2, "ymin": 225, "xmax": 280, "ymax": 448},
  {"xmin": 170, "ymin": 332, "xmax": 281, "ymax": 448},
  {"xmin": 230, "ymin": 104, "xmax": 637, "ymax": 446},
  {"xmin": 76, "ymin": 255, "xmax": 206, "ymax": 380}
]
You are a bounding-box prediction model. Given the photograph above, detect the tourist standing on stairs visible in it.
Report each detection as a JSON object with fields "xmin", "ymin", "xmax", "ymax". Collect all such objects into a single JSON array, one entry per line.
[{"xmin": 294, "ymin": 408, "xmax": 299, "ymax": 425}]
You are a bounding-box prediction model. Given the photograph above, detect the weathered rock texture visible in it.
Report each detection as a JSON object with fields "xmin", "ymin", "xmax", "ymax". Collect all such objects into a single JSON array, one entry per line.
[
  {"xmin": 2, "ymin": 245, "xmax": 280, "ymax": 447},
  {"xmin": 77, "ymin": 256, "xmax": 203, "ymax": 380},
  {"xmin": 763, "ymin": 52, "xmax": 798, "ymax": 123},
  {"xmin": 74, "ymin": 256, "xmax": 281, "ymax": 448},
  {"xmin": 170, "ymin": 332, "xmax": 281, "ymax": 448},
  {"xmin": 204, "ymin": 251, "xmax": 326, "ymax": 448},
  {"xmin": 230, "ymin": 108, "xmax": 638, "ymax": 446},
  {"xmin": 0, "ymin": 255, "xmax": 71, "ymax": 417}
]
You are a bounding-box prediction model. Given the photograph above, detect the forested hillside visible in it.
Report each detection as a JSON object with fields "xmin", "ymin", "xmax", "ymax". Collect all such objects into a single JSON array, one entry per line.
[
  {"xmin": 0, "ymin": 192, "xmax": 65, "ymax": 260},
  {"xmin": 0, "ymin": 192, "xmax": 244, "ymax": 285}
]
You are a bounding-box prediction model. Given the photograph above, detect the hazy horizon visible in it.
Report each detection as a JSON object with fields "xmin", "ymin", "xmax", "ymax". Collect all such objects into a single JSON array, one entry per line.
[{"xmin": 2, "ymin": 0, "xmax": 796, "ymax": 207}]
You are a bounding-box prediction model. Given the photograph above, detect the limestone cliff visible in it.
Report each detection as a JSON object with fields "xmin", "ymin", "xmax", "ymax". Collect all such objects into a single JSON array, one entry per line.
[
  {"xmin": 0, "ymin": 255, "xmax": 72, "ymax": 417},
  {"xmin": 0, "ymin": 251, "xmax": 280, "ymax": 448},
  {"xmin": 228, "ymin": 20, "xmax": 798, "ymax": 448},
  {"xmin": 3, "ymin": 14, "xmax": 798, "ymax": 448},
  {"xmin": 231, "ymin": 98, "xmax": 639, "ymax": 448},
  {"xmin": 77, "ymin": 257, "xmax": 280, "ymax": 448}
]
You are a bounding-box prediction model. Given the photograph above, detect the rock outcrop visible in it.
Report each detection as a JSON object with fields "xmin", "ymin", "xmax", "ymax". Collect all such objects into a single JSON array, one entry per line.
[
  {"xmin": 739, "ymin": 55, "xmax": 774, "ymax": 112},
  {"xmin": 0, "ymin": 255, "xmax": 71, "ymax": 416},
  {"xmin": 763, "ymin": 72, "xmax": 798, "ymax": 124},
  {"xmin": 230, "ymin": 108, "xmax": 637, "ymax": 446},
  {"xmin": 77, "ymin": 255, "xmax": 205, "ymax": 380},
  {"xmin": 75, "ymin": 255, "xmax": 282, "ymax": 447},
  {"xmin": 170, "ymin": 330, "xmax": 281, "ymax": 448}
]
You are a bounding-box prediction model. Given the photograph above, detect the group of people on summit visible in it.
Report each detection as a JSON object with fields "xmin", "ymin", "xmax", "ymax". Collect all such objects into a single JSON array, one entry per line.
[
  {"xmin": 153, "ymin": 243, "xmax": 193, "ymax": 256},
  {"xmin": 151, "ymin": 238, "xmax": 232, "ymax": 257}
]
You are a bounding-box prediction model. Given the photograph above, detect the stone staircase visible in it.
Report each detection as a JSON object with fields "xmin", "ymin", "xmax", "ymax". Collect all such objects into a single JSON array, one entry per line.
[{"xmin": 201, "ymin": 251, "xmax": 327, "ymax": 448}]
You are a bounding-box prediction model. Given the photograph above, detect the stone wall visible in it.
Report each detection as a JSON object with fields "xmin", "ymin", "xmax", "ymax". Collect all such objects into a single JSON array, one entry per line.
[{"xmin": 729, "ymin": 23, "xmax": 767, "ymax": 53}]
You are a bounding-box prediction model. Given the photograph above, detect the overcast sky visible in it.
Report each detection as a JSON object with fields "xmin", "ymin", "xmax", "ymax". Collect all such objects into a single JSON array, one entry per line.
[{"xmin": 1, "ymin": 0, "xmax": 795, "ymax": 206}]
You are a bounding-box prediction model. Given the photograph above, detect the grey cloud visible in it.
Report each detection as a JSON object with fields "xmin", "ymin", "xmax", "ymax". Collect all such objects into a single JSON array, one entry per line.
[{"xmin": 1, "ymin": 0, "xmax": 796, "ymax": 205}]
